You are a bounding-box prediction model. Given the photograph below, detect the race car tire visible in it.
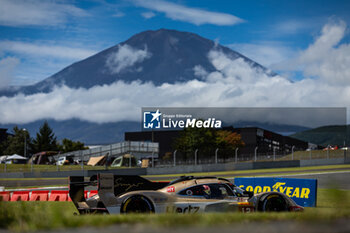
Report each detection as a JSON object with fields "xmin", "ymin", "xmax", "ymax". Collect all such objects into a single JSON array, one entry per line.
[
  {"xmin": 257, "ymin": 193, "xmax": 289, "ymax": 212},
  {"xmin": 120, "ymin": 195, "xmax": 155, "ymax": 214}
]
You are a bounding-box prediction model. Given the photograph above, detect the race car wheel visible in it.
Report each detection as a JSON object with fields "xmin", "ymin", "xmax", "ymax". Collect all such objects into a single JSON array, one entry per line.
[
  {"xmin": 258, "ymin": 194, "xmax": 288, "ymax": 212},
  {"xmin": 120, "ymin": 195, "xmax": 155, "ymax": 214}
]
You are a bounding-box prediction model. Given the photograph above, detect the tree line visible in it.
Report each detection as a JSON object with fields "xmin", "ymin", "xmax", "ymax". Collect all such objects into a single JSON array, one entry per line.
[
  {"xmin": 170, "ymin": 126, "xmax": 245, "ymax": 161},
  {"xmin": 0, "ymin": 121, "xmax": 87, "ymax": 156}
]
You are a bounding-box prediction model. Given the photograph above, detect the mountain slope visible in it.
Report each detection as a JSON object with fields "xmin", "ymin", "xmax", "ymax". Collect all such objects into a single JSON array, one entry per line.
[
  {"xmin": 291, "ymin": 125, "xmax": 349, "ymax": 146},
  {"xmin": 1, "ymin": 29, "xmax": 272, "ymax": 96},
  {"xmin": 0, "ymin": 29, "xmax": 279, "ymax": 144}
]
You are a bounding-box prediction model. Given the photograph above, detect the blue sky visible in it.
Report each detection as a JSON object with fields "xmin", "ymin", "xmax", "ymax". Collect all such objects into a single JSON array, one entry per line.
[
  {"xmin": 0, "ymin": 0, "xmax": 349, "ymax": 86},
  {"xmin": 1, "ymin": 0, "xmax": 350, "ymax": 126}
]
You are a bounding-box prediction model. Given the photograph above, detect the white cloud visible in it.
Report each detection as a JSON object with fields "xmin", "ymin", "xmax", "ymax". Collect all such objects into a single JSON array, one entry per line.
[
  {"xmin": 207, "ymin": 49, "xmax": 272, "ymax": 84},
  {"xmin": 299, "ymin": 21, "xmax": 346, "ymax": 62},
  {"xmin": 133, "ymin": 0, "xmax": 243, "ymax": 26},
  {"xmin": 193, "ymin": 65, "xmax": 208, "ymax": 79},
  {"xmin": 1, "ymin": 21, "xmax": 350, "ymax": 124},
  {"xmin": 1, "ymin": 48, "xmax": 350, "ymax": 124},
  {"xmin": 0, "ymin": 0, "xmax": 88, "ymax": 27},
  {"xmin": 273, "ymin": 19, "xmax": 315, "ymax": 35},
  {"xmin": 0, "ymin": 57, "xmax": 19, "ymax": 88},
  {"xmin": 228, "ymin": 42, "xmax": 297, "ymax": 67},
  {"xmin": 106, "ymin": 44, "xmax": 151, "ymax": 74},
  {"xmin": 274, "ymin": 20, "xmax": 350, "ymax": 85},
  {"xmin": 0, "ymin": 41, "xmax": 97, "ymax": 60},
  {"xmin": 141, "ymin": 12, "xmax": 156, "ymax": 19},
  {"xmin": 0, "ymin": 40, "xmax": 99, "ymax": 86}
]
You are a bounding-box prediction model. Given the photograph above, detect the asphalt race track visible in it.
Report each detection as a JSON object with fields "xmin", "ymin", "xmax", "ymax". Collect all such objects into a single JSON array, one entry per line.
[
  {"xmin": 1, "ymin": 169, "xmax": 350, "ymax": 190},
  {"xmin": 0, "ymin": 178, "xmax": 68, "ymax": 189},
  {"xmin": 1, "ymin": 168, "xmax": 350, "ymax": 233},
  {"xmin": 279, "ymin": 171, "xmax": 350, "ymax": 190}
]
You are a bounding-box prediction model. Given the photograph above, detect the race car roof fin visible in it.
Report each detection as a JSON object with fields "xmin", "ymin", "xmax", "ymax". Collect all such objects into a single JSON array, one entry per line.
[
  {"xmin": 168, "ymin": 176, "xmax": 221, "ymax": 185},
  {"xmin": 218, "ymin": 177, "xmax": 231, "ymax": 183},
  {"xmin": 112, "ymin": 175, "xmax": 169, "ymax": 196}
]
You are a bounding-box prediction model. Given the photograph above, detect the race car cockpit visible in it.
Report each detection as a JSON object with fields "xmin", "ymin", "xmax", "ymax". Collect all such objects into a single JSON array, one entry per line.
[{"xmin": 178, "ymin": 183, "xmax": 235, "ymax": 199}]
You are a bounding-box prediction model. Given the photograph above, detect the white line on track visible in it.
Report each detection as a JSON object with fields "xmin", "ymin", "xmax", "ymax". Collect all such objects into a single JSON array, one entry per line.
[
  {"xmin": 276, "ymin": 170, "xmax": 350, "ymax": 177},
  {"xmin": 226, "ymin": 170, "xmax": 350, "ymax": 179},
  {"xmin": 5, "ymin": 170, "xmax": 350, "ymax": 191},
  {"xmin": 6, "ymin": 186, "xmax": 67, "ymax": 191}
]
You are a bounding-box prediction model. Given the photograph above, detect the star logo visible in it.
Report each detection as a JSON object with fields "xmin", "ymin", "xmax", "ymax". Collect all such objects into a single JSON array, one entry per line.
[
  {"xmin": 143, "ymin": 109, "xmax": 162, "ymax": 129},
  {"xmin": 151, "ymin": 109, "xmax": 162, "ymax": 122}
]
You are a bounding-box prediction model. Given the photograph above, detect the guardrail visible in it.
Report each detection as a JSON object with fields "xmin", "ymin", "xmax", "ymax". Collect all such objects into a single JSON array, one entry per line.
[
  {"xmin": 0, "ymin": 148, "xmax": 347, "ymax": 175},
  {"xmin": 56, "ymin": 141, "xmax": 159, "ymax": 163},
  {"xmin": 1, "ymin": 157, "xmax": 349, "ymax": 179},
  {"xmin": 156, "ymin": 149, "xmax": 347, "ymax": 167}
]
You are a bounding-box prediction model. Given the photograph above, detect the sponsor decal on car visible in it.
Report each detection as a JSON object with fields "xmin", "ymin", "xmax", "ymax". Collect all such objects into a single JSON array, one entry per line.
[
  {"xmin": 167, "ymin": 186, "xmax": 175, "ymax": 192},
  {"xmin": 166, "ymin": 205, "xmax": 200, "ymax": 213}
]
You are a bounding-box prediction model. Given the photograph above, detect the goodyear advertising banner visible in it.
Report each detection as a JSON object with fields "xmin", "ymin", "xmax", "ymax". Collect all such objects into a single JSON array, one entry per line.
[{"xmin": 234, "ymin": 177, "xmax": 318, "ymax": 207}]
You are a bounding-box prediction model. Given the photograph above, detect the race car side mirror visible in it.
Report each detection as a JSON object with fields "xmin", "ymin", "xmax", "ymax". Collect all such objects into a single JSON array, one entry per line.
[{"xmin": 243, "ymin": 191, "xmax": 254, "ymax": 198}]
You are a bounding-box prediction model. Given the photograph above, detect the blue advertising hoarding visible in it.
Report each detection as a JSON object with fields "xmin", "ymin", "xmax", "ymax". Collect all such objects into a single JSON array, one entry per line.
[{"xmin": 234, "ymin": 177, "xmax": 318, "ymax": 207}]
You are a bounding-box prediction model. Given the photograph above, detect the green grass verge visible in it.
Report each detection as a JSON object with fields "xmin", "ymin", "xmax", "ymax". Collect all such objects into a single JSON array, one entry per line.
[
  {"xmin": 280, "ymin": 149, "xmax": 347, "ymax": 161},
  {"xmin": 0, "ymin": 188, "xmax": 349, "ymax": 231},
  {"xmin": 0, "ymin": 164, "xmax": 349, "ymax": 187}
]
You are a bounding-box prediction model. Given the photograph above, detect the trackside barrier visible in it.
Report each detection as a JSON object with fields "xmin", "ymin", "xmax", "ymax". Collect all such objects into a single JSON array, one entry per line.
[
  {"xmin": 30, "ymin": 190, "xmax": 49, "ymax": 201},
  {"xmin": 10, "ymin": 191, "xmax": 30, "ymax": 201},
  {"xmin": 49, "ymin": 190, "xmax": 70, "ymax": 202},
  {"xmin": 234, "ymin": 177, "xmax": 318, "ymax": 207},
  {"xmin": 0, "ymin": 190, "xmax": 100, "ymax": 202},
  {"xmin": 0, "ymin": 181, "xmax": 169, "ymax": 202},
  {"xmin": 0, "ymin": 191, "xmax": 11, "ymax": 201}
]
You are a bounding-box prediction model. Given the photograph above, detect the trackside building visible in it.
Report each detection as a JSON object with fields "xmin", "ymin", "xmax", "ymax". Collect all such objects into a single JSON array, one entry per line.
[{"xmin": 125, "ymin": 127, "xmax": 309, "ymax": 159}]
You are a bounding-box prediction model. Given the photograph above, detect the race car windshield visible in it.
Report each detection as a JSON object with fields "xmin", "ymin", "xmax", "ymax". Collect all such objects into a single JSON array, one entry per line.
[
  {"xmin": 179, "ymin": 183, "xmax": 234, "ymax": 199},
  {"xmin": 232, "ymin": 186, "xmax": 246, "ymax": 197},
  {"xmin": 226, "ymin": 183, "xmax": 249, "ymax": 197}
]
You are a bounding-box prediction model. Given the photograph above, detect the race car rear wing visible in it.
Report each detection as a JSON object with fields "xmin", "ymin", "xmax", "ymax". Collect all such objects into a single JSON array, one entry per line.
[{"xmin": 69, "ymin": 173, "xmax": 169, "ymax": 214}]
